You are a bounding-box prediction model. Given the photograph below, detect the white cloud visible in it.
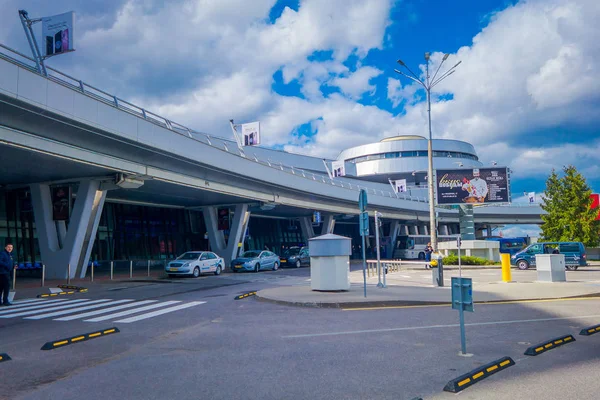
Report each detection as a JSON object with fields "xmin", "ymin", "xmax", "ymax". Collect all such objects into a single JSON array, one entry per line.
[{"xmin": 330, "ymin": 66, "xmax": 383, "ymax": 99}]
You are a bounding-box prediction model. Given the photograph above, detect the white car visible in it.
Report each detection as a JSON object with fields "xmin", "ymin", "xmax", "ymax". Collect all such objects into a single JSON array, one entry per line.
[{"xmin": 166, "ymin": 251, "xmax": 224, "ymax": 277}]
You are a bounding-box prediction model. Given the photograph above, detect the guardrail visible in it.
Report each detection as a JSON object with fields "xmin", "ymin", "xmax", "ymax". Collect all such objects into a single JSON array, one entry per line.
[
  {"xmin": 0, "ymin": 43, "xmax": 427, "ymax": 204},
  {"xmin": 366, "ymin": 259, "xmax": 401, "ymax": 277}
]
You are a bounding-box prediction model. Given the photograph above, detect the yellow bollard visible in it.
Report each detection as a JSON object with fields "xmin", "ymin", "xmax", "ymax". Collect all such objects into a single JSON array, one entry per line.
[{"xmin": 501, "ymin": 253, "xmax": 512, "ymax": 282}]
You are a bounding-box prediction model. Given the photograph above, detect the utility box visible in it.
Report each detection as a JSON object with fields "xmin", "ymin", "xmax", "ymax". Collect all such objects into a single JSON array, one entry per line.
[
  {"xmin": 308, "ymin": 233, "xmax": 351, "ymax": 291},
  {"xmin": 535, "ymin": 254, "xmax": 566, "ymax": 282}
]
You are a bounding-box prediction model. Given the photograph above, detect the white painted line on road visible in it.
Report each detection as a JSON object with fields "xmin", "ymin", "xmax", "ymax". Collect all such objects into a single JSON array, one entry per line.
[
  {"xmin": 0, "ymin": 299, "xmax": 84, "ymax": 315},
  {"xmin": 282, "ymin": 314, "xmax": 600, "ymax": 339},
  {"xmin": 0, "ymin": 300, "xmax": 108, "ymax": 318},
  {"xmin": 54, "ymin": 300, "xmax": 159, "ymax": 321},
  {"xmin": 83, "ymin": 301, "xmax": 181, "ymax": 322},
  {"xmin": 24, "ymin": 300, "xmax": 134, "ymax": 320},
  {"xmin": 400, "ymin": 275, "xmax": 412, "ymax": 278},
  {"xmin": 113, "ymin": 301, "xmax": 206, "ymax": 323},
  {"xmin": 13, "ymin": 298, "xmax": 48, "ymax": 305},
  {"xmin": 0, "ymin": 298, "xmax": 69, "ymax": 311}
]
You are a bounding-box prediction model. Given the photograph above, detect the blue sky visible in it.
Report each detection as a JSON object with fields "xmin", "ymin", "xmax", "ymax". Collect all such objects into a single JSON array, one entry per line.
[{"xmin": 1, "ymin": 0, "xmax": 599, "ymax": 237}]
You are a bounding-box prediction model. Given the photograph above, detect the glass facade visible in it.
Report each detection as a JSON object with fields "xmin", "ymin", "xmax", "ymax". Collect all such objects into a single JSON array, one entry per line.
[{"xmin": 347, "ymin": 150, "xmax": 479, "ymax": 164}]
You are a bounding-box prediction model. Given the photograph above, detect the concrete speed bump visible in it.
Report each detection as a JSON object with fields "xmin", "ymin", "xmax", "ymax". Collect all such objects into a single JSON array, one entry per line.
[
  {"xmin": 0, "ymin": 353, "xmax": 11, "ymax": 363},
  {"xmin": 443, "ymin": 356, "xmax": 515, "ymax": 393},
  {"xmin": 580, "ymin": 324, "xmax": 600, "ymax": 336},
  {"xmin": 235, "ymin": 291, "xmax": 257, "ymax": 300},
  {"xmin": 37, "ymin": 291, "xmax": 77, "ymax": 298},
  {"xmin": 524, "ymin": 334, "xmax": 575, "ymax": 356},
  {"xmin": 57, "ymin": 285, "xmax": 88, "ymax": 292},
  {"xmin": 38, "ymin": 285, "xmax": 88, "ymax": 298},
  {"xmin": 41, "ymin": 327, "xmax": 120, "ymax": 350}
]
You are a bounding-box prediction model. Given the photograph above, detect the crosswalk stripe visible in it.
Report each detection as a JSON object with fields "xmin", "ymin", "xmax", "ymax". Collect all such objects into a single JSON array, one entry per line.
[
  {"xmin": 54, "ymin": 300, "xmax": 159, "ymax": 321},
  {"xmin": 114, "ymin": 301, "xmax": 206, "ymax": 323},
  {"xmin": 24, "ymin": 300, "xmax": 134, "ymax": 320},
  {"xmin": 84, "ymin": 301, "xmax": 181, "ymax": 322},
  {"xmin": 13, "ymin": 298, "xmax": 48, "ymax": 305},
  {"xmin": 0, "ymin": 299, "xmax": 110, "ymax": 318},
  {"xmin": 0, "ymin": 299, "xmax": 82, "ymax": 315},
  {"xmin": 400, "ymin": 275, "xmax": 412, "ymax": 278}
]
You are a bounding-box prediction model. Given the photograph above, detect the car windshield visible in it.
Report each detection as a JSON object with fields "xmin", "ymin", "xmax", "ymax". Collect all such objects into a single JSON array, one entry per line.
[
  {"xmin": 242, "ymin": 251, "xmax": 261, "ymax": 258},
  {"xmin": 177, "ymin": 252, "xmax": 202, "ymax": 260},
  {"xmin": 283, "ymin": 248, "xmax": 300, "ymax": 257}
]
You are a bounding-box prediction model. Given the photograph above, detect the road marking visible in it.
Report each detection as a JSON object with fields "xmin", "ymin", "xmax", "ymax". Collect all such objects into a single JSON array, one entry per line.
[
  {"xmin": 0, "ymin": 300, "xmax": 109, "ymax": 318},
  {"xmin": 0, "ymin": 299, "xmax": 86, "ymax": 315},
  {"xmin": 83, "ymin": 301, "xmax": 181, "ymax": 322},
  {"xmin": 13, "ymin": 298, "xmax": 48, "ymax": 305},
  {"xmin": 0, "ymin": 298, "xmax": 69, "ymax": 311},
  {"xmin": 282, "ymin": 314, "xmax": 600, "ymax": 339},
  {"xmin": 400, "ymin": 275, "xmax": 412, "ymax": 278},
  {"xmin": 113, "ymin": 301, "xmax": 206, "ymax": 323},
  {"xmin": 342, "ymin": 296, "xmax": 600, "ymax": 311},
  {"xmin": 24, "ymin": 300, "xmax": 134, "ymax": 320},
  {"xmin": 54, "ymin": 300, "xmax": 158, "ymax": 321}
]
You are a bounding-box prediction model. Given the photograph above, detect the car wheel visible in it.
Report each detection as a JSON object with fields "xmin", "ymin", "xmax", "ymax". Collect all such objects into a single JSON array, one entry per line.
[
  {"xmin": 566, "ymin": 265, "xmax": 579, "ymax": 271},
  {"xmin": 273, "ymin": 262, "xmax": 279, "ymax": 271},
  {"xmin": 418, "ymin": 252, "xmax": 425, "ymax": 260},
  {"xmin": 517, "ymin": 260, "xmax": 529, "ymax": 270},
  {"xmin": 193, "ymin": 267, "xmax": 200, "ymax": 278},
  {"xmin": 296, "ymin": 260, "xmax": 301, "ymax": 268},
  {"xmin": 254, "ymin": 263, "xmax": 260, "ymax": 273},
  {"xmin": 214, "ymin": 265, "xmax": 222, "ymax": 275}
]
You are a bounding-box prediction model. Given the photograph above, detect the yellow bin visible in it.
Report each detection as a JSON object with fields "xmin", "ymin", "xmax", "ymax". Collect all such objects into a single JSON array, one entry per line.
[{"xmin": 501, "ymin": 253, "xmax": 512, "ymax": 282}]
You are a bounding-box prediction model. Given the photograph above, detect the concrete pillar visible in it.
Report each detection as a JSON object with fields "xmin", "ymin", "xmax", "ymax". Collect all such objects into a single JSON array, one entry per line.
[
  {"xmin": 422, "ymin": 224, "xmax": 429, "ymax": 235},
  {"xmin": 441, "ymin": 224, "xmax": 450, "ymax": 235},
  {"xmin": 486, "ymin": 225, "xmax": 493, "ymax": 237},
  {"xmin": 387, "ymin": 220, "xmax": 401, "ymax": 259},
  {"xmin": 321, "ymin": 214, "xmax": 335, "ymax": 235},
  {"xmin": 30, "ymin": 181, "xmax": 106, "ymax": 279},
  {"xmin": 203, "ymin": 204, "xmax": 250, "ymax": 268},
  {"xmin": 299, "ymin": 217, "xmax": 315, "ymax": 241},
  {"xmin": 459, "ymin": 204, "xmax": 475, "ymax": 240}
]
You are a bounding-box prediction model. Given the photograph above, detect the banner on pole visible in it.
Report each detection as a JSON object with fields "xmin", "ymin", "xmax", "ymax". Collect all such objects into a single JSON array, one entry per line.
[
  {"xmin": 42, "ymin": 12, "xmax": 75, "ymax": 57},
  {"xmin": 52, "ymin": 186, "xmax": 71, "ymax": 221},
  {"xmin": 332, "ymin": 160, "xmax": 346, "ymax": 177},
  {"xmin": 241, "ymin": 121, "xmax": 260, "ymax": 146},
  {"xmin": 392, "ymin": 179, "xmax": 407, "ymax": 193},
  {"xmin": 527, "ymin": 192, "xmax": 536, "ymax": 203}
]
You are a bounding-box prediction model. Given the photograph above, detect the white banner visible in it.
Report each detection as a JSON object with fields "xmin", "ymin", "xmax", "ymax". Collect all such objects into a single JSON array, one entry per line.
[
  {"xmin": 393, "ymin": 179, "xmax": 407, "ymax": 193},
  {"xmin": 332, "ymin": 160, "xmax": 346, "ymax": 177},
  {"xmin": 42, "ymin": 12, "xmax": 75, "ymax": 57},
  {"xmin": 241, "ymin": 121, "xmax": 260, "ymax": 146},
  {"xmin": 528, "ymin": 192, "xmax": 536, "ymax": 203}
]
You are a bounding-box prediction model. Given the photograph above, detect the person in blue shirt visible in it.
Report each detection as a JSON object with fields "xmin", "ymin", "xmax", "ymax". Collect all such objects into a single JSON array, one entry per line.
[
  {"xmin": 0, "ymin": 242, "xmax": 16, "ymax": 306},
  {"xmin": 424, "ymin": 242, "xmax": 434, "ymax": 269}
]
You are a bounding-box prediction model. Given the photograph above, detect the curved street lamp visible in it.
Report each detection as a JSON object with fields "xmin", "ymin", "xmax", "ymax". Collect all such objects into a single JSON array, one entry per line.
[{"xmin": 394, "ymin": 53, "xmax": 461, "ymax": 251}]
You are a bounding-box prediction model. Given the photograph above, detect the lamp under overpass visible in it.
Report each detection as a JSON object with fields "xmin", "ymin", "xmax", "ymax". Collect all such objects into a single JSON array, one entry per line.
[{"xmin": 115, "ymin": 173, "xmax": 145, "ymax": 189}]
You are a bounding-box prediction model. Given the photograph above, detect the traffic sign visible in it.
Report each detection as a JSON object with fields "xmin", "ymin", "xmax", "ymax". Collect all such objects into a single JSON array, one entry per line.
[
  {"xmin": 359, "ymin": 212, "xmax": 369, "ymax": 236},
  {"xmin": 452, "ymin": 277, "xmax": 473, "ymax": 312},
  {"xmin": 359, "ymin": 189, "xmax": 367, "ymax": 212}
]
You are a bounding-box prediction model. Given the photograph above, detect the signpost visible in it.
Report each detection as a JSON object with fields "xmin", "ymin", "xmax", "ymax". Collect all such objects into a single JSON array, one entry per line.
[
  {"xmin": 452, "ymin": 276, "xmax": 473, "ymax": 355},
  {"xmin": 359, "ymin": 189, "xmax": 368, "ymax": 298},
  {"xmin": 375, "ymin": 211, "xmax": 384, "ymax": 288},
  {"xmin": 457, "ymin": 236, "xmax": 462, "ymax": 277}
]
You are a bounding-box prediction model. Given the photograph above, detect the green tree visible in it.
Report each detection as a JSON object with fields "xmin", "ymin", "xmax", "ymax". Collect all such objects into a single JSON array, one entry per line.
[{"xmin": 540, "ymin": 165, "xmax": 600, "ymax": 247}]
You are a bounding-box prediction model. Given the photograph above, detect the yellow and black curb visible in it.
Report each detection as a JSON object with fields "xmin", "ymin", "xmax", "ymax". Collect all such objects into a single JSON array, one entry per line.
[
  {"xmin": 38, "ymin": 291, "xmax": 78, "ymax": 298},
  {"xmin": 524, "ymin": 334, "xmax": 575, "ymax": 356},
  {"xmin": 37, "ymin": 285, "xmax": 88, "ymax": 298},
  {"xmin": 443, "ymin": 356, "xmax": 515, "ymax": 393},
  {"xmin": 57, "ymin": 285, "xmax": 88, "ymax": 292},
  {"xmin": 41, "ymin": 327, "xmax": 120, "ymax": 350},
  {"xmin": 0, "ymin": 353, "xmax": 11, "ymax": 363},
  {"xmin": 235, "ymin": 291, "xmax": 257, "ymax": 300},
  {"xmin": 580, "ymin": 323, "xmax": 600, "ymax": 336}
]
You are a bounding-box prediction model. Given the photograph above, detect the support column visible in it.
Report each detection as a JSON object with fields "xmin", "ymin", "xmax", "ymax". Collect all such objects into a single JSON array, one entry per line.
[
  {"xmin": 422, "ymin": 224, "xmax": 429, "ymax": 235},
  {"xmin": 299, "ymin": 217, "xmax": 315, "ymax": 242},
  {"xmin": 387, "ymin": 220, "xmax": 401, "ymax": 259},
  {"xmin": 321, "ymin": 214, "xmax": 335, "ymax": 235},
  {"xmin": 30, "ymin": 181, "xmax": 106, "ymax": 279},
  {"xmin": 459, "ymin": 204, "xmax": 475, "ymax": 240},
  {"xmin": 203, "ymin": 204, "xmax": 250, "ymax": 268}
]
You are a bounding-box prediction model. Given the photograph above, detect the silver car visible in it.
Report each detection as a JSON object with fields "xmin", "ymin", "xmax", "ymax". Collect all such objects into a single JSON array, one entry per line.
[
  {"xmin": 231, "ymin": 250, "xmax": 280, "ymax": 272},
  {"xmin": 166, "ymin": 251, "xmax": 224, "ymax": 277}
]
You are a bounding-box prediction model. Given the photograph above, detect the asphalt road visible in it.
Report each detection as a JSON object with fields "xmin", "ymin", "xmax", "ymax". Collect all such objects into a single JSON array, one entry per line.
[{"xmin": 1, "ymin": 267, "xmax": 600, "ymax": 400}]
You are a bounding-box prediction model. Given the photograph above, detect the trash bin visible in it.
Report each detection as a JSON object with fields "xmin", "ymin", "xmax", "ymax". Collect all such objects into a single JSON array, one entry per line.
[
  {"xmin": 535, "ymin": 254, "xmax": 566, "ymax": 282},
  {"xmin": 431, "ymin": 253, "xmax": 444, "ymax": 287},
  {"xmin": 308, "ymin": 233, "xmax": 351, "ymax": 291}
]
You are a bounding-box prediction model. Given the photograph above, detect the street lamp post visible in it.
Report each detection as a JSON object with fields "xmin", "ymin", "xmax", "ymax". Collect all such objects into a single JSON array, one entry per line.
[{"xmin": 395, "ymin": 53, "xmax": 461, "ymax": 251}]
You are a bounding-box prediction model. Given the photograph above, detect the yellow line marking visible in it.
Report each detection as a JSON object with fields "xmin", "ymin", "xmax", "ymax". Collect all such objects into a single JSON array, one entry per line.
[
  {"xmin": 499, "ymin": 360, "xmax": 511, "ymax": 367},
  {"xmin": 53, "ymin": 340, "xmax": 69, "ymax": 346},
  {"xmin": 71, "ymin": 336, "xmax": 85, "ymax": 342},
  {"xmin": 472, "ymin": 372, "xmax": 484, "ymax": 379},
  {"xmin": 89, "ymin": 333, "xmax": 101, "ymax": 338},
  {"xmin": 486, "ymin": 365, "xmax": 498, "ymax": 372},
  {"xmin": 342, "ymin": 296, "xmax": 600, "ymax": 311},
  {"xmin": 103, "ymin": 329, "xmax": 115, "ymax": 334},
  {"xmin": 457, "ymin": 378, "xmax": 471, "ymax": 387}
]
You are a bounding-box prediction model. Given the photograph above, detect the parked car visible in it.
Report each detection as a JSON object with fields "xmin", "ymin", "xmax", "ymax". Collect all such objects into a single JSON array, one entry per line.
[
  {"xmin": 231, "ymin": 250, "xmax": 280, "ymax": 272},
  {"xmin": 511, "ymin": 241, "xmax": 587, "ymax": 271},
  {"xmin": 280, "ymin": 246, "xmax": 310, "ymax": 268},
  {"xmin": 166, "ymin": 251, "xmax": 224, "ymax": 277}
]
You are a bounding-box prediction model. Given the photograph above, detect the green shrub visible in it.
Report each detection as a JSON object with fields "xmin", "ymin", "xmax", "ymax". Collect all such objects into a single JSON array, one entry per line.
[{"xmin": 442, "ymin": 253, "xmax": 497, "ymax": 266}]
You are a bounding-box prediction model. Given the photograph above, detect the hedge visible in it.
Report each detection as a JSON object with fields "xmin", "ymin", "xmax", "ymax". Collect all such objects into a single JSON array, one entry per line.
[{"xmin": 442, "ymin": 253, "xmax": 497, "ymax": 266}]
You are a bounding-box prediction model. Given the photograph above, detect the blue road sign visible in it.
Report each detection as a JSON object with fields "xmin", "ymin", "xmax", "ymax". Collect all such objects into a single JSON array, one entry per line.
[
  {"xmin": 359, "ymin": 211, "xmax": 369, "ymax": 236},
  {"xmin": 452, "ymin": 277, "xmax": 473, "ymax": 312},
  {"xmin": 359, "ymin": 189, "xmax": 367, "ymax": 212}
]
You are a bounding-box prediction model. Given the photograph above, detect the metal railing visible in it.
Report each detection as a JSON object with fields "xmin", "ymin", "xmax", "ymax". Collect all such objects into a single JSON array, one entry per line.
[
  {"xmin": 0, "ymin": 43, "xmax": 428, "ymax": 204},
  {"xmin": 366, "ymin": 259, "xmax": 401, "ymax": 277}
]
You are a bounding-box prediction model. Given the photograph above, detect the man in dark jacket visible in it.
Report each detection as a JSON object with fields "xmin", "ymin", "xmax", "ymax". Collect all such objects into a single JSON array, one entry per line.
[{"xmin": 0, "ymin": 242, "xmax": 16, "ymax": 306}]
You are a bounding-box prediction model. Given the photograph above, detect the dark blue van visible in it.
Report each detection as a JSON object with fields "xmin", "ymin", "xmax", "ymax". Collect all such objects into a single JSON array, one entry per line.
[{"xmin": 510, "ymin": 242, "xmax": 587, "ymax": 270}]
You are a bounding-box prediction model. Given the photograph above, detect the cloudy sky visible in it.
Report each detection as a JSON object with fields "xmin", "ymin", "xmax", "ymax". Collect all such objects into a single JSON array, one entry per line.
[{"xmin": 2, "ymin": 0, "xmax": 599, "ymax": 236}]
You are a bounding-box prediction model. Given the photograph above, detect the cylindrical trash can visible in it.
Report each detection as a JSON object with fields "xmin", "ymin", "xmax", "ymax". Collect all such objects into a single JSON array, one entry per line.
[{"xmin": 308, "ymin": 234, "xmax": 352, "ymax": 291}]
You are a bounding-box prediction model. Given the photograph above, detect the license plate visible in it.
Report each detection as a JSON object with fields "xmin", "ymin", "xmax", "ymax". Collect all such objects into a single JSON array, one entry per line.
[
  {"xmin": 280, "ymin": 259, "xmax": 287, "ymax": 263},
  {"xmin": 169, "ymin": 268, "xmax": 178, "ymax": 272},
  {"xmin": 234, "ymin": 265, "xmax": 242, "ymax": 269}
]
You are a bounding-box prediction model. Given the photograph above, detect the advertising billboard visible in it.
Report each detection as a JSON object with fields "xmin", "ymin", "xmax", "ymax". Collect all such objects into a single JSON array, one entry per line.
[
  {"xmin": 331, "ymin": 160, "xmax": 346, "ymax": 177},
  {"xmin": 436, "ymin": 167, "xmax": 510, "ymax": 205},
  {"xmin": 52, "ymin": 186, "xmax": 71, "ymax": 220},
  {"xmin": 42, "ymin": 12, "xmax": 75, "ymax": 57},
  {"xmin": 242, "ymin": 121, "xmax": 260, "ymax": 146}
]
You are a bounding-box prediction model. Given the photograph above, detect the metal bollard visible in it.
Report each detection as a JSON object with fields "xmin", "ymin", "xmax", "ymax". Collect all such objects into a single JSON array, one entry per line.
[
  {"xmin": 67, "ymin": 263, "xmax": 71, "ymax": 284},
  {"xmin": 110, "ymin": 261, "xmax": 114, "ymax": 280},
  {"xmin": 91, "ymin": 263, "xmax": 94, "ymax": 282},
  {"xmin": 130, "ymin": 260, "xmax": 133, "ymax": 279},
  {"xmin": 147, "ymin": 260, "xmax": 150, "ymax": 277},
  {"xmin": 41, "ymin": 264, "xmax": 46, "ymax": 287},
  {"xmin": 12, "ymin": 267, "xmax": 16, "ymax": 291}
]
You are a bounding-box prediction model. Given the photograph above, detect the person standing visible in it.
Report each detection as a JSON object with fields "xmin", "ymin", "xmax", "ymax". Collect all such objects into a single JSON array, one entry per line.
[
  {"xmin": 0, "ymin": 242, "xmax": 16, "ymax": 306},
  {"xmin": 424, "ymin": 242, "xmax": 434, "ymax": 270}
]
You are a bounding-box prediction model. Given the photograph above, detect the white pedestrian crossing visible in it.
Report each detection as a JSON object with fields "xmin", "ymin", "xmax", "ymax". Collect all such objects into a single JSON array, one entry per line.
[{"xmin": 2, "ymin": 297, "xmax": 206, "ymax": 324}]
